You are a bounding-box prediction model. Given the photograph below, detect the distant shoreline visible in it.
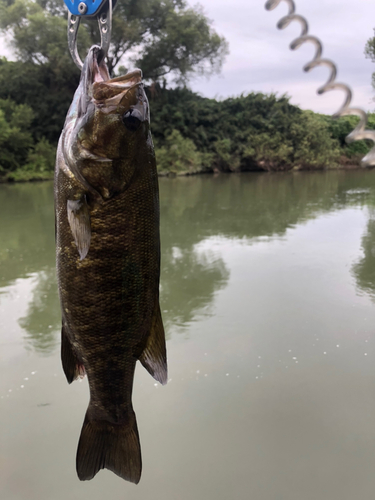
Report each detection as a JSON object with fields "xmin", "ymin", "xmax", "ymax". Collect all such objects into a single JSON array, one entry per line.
[{"xmin": 1, "ymin": 162, "xmax": 372, "ymax": 184}]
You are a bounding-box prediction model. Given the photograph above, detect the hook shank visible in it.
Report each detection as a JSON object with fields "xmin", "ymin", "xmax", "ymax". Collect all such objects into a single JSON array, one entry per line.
[{"xmin": 67, "ymin": 0, "xmax": 112, "ymax": 71}]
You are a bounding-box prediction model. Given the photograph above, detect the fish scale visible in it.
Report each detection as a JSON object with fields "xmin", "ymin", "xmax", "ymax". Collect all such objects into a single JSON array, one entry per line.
[{"xmin": 55, "ymin": 45, "xmax": 167, "ymax": 484}]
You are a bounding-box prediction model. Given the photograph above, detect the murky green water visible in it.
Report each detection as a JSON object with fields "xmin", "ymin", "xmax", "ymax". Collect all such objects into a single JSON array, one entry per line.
[{"xmin": 2, "ymin": 171, "xmax": 375, "ymax": 499}]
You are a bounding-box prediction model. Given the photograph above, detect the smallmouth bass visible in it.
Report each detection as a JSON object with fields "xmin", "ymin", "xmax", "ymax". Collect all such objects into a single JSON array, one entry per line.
[{"xmin": 54, "ymin": 45, "xmax": 167, "ymax": 484}]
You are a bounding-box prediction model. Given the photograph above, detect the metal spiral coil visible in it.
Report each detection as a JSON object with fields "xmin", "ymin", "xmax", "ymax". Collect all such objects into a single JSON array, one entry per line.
[{"xmin": 265, "ymin": 0, "xmax": 375, "ymax": 167}]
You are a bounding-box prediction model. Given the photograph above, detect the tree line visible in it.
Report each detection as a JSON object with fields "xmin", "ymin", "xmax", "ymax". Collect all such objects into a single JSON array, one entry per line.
[{"xmin": 0, "ymin": 0, "xmax": 373, "ymax": 181}]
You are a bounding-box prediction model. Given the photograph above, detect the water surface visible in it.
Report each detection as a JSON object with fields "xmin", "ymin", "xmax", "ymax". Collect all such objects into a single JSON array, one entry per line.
[{"xmin": 2, "ymin": 171, "xmax": 375, "ymax": 499}]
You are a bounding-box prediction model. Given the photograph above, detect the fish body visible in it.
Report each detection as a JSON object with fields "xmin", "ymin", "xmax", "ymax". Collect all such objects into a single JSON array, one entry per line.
[{"xmin": 54, "ymin": 46, "xmax": 167, "ymax": 484}]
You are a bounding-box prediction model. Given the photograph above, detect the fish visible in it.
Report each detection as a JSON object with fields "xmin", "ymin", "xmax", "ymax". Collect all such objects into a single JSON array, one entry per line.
[{"xmin": 54, "ymin": 45, "xmax": 167, "ymax": 484}]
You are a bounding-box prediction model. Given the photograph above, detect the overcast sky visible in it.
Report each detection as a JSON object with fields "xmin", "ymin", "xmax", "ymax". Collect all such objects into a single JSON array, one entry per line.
[
  {"xmin": 1, "ymin": 0, "xmax": 374, "ymax": 115},
  {"xmin": 189, "ymin": 0, "xmax": 375, "ymax": 114}
]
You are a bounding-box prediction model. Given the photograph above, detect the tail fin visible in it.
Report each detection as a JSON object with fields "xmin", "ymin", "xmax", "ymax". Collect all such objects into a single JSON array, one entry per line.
[{"xmin": 76, "ymin": 411, "xmax": 142, "ymax": 484}]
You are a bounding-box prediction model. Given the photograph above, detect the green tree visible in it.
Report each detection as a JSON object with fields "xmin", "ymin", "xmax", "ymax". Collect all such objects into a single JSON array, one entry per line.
[
  {"xmin": 155, "ymin": 129, "xmax": 211, "ymax": 174},
  {"xmin": 0, "ymin": 57, "xmax": 80, "ymax": 144},
  {"xmin": 365, "ymin": 30, "xmax": 375, "ymax": 91},
  {"xmin": 0, "ymin": 0, "xmax": 228, "ymax": 148},
  {"xmin": 290, "ymin": 111, "xmax": 340, "ymax": 169},
  {"xmin": 149, "ymin": 87, "xmax": 342, "ymax": 172},
  {"xmin": 0, "ymin": 98, "xmax": 55, "ymax": 180},
  {"xmin": 0, "ymin": 98, "xmax": 34, "ymax": 175},
  {"xmin": 323, "ymin": 113, "xmax": 375, "ymax": 163},
  {"xmin": 0, "ymin": 0, "xmax": 228, "ymax": 79}
]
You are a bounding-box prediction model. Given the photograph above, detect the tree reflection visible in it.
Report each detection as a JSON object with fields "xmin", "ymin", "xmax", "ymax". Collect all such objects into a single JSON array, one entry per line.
[
  {"xmin": 18, "ymin": 268, "xmax": 60, "ymax": 353},
  {"xmin": 3, "ymin": 170, "xmax": 375, "ymax": 353},
  {"xmin": 0, "ymin": 181, "xmax": 55, "ymax": 289},
  {"xmin": 161, "ymin": 244, "xmax": 229, "ymax": 336},
  {"xmin": 159, "ymin": 171, "xmax": 347, "ymax": 245},
  {"xmin": 352, "ymin": 212, "xmax": 375, "ymax": 300}
]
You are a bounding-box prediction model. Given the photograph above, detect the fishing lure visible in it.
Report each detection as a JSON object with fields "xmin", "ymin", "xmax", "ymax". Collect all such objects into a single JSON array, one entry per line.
[{"xmin": 265, "ymin": 0, "xmax": 375, "ymax": 166}]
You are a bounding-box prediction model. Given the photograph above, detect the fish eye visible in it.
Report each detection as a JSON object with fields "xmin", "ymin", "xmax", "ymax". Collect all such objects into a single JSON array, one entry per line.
[{"xmin": 122, "ymin": 109, "xmax": 142, "ymax": 132}]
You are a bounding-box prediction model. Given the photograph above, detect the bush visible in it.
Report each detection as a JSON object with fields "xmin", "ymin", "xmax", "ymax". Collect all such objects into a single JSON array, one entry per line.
[
  {"xmin": 291, "ymin": 111, "xmax": 340, "ymax": 169},
  {"xmin": 0, "ymin": 99, "xmax": 34, "ymax": 176},
  {"xmin": 323, "ymin": 113, "xmax": 375, "ymax": 163},
  {"xmin": 155, "ymin": 129, "xmax": 211, "ymax": 175},
  {"xmin": 150, "ymin": 88, "xmax": 342, "ymax": 172},
  {"xmin": 24, "ymin": 137, "xmax": 56, "ymax": 173},
  {"xmin": 0, "ymin": 98, "xmax": 56, "ymax": 181},
  {"xmin": 7, "ymin": 137, "xmax": 56, "ymax": 181}
]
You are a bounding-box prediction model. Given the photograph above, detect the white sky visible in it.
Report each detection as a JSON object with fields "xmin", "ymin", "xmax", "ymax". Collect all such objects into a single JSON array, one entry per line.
[
  {"xmin": 1, "ymin": 0, "xmax": 374, "ymax": 114},
  {"xmin": 189, "ymin": 0, "xmax": 375, "ymax": 114}
]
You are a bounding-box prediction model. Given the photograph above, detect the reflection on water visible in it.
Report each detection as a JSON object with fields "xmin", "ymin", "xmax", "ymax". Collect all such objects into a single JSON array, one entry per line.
[
  {"xmin": 0, "ymin": 182, "xmax": 55, "ymax": 287},
  {"xmin": 18, "ymin": 269, "xmax": 60, "ymax": 354},
  {"xmin": 2, "ymin": 171, "xmax": 375, "ymax": 352},
  {"xmin": 161, "ymin": 243, "xmax": 229, "ymax": 334},
  {"xmin": 0, "ymin": 182, "xmax": 58, "ymax": 354},
  {"xmin": 159, "ymin": 170, "xmax": 373, "ymax": 245},
  {"xmin": 3, "ymin": 170, "xmax": 375, "ymax": 500},
  {"xmin": 353, "ymin": 210, "xmax": 375, "ymax": 300}
]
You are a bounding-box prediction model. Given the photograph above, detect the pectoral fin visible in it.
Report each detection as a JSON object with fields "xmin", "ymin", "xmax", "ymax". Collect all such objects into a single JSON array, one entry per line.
[
  {"xmin": 140, "ymin": 302, "xmax": 167, "ymax": 385},
  {"xmin": 67, "ymin": 197, "xmax": 91, "ymax": 260}
]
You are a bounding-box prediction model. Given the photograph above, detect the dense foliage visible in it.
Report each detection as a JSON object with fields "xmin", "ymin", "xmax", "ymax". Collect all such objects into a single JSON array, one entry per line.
[
  {"xmin": 0, "ymin": 0, "xmax": 228, "ymax": 79},
  {"xmin": 0, "ymin": 68, "xmax": 373, "ymax": 180},
  {"xmin": 0, "ymin": 97, "xmax": 56, "ymax": 180},
  {"xmin": 0, "ymin": 57, "xmax": 79, "ymax": 144},
  {"xmin": 150, "ymin": 86, "xmax": 374, "ymax": 175}
]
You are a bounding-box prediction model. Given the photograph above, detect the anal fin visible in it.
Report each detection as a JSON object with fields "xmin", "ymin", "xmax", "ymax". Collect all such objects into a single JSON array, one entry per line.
[
  {"xmin": 61, "ymin": 324, "xmax": 85, "ymax": 384},
  {"xmin": 67, "ymin": 196, "xmax": 91, "ymax": 260},
  {"xmin": 140, "ymin": 302, "xmax": 168, "ymax": 385}
]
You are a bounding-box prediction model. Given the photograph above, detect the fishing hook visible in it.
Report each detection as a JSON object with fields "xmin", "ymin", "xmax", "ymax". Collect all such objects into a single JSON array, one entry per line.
[
  {"xmin": 67, "ymin": 0, "xmax": 113, "ymax": 71},
  {"xmin": 265, "ymin": 0, "xmax": 375, "ymax": 167}
]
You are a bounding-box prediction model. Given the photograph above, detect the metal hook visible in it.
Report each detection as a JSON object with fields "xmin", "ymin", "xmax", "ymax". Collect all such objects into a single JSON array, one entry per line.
[
  {"xmin": 98, "ymin": 0, "xmax": 112, "ymax": 62},
  {"xmin": 67, "ymin": 0, "xmax": 112, "ymax": 71}
]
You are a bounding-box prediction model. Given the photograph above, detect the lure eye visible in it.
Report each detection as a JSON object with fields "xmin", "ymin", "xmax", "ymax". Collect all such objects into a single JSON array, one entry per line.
[{"xmin": 122, "ymin": 109, "xmax": 142, "ymax": 131}]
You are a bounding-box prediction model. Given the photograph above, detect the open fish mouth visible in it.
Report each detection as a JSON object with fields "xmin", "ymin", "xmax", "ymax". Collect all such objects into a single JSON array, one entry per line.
[{"xmin": 87, "ymin": 46, "xmax": 143, "ymax": 104}]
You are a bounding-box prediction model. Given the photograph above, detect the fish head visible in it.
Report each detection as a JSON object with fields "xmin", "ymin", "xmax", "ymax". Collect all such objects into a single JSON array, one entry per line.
[{"xmin": 62, "ymin": 45, "xmax": 152, "ymax": 200}]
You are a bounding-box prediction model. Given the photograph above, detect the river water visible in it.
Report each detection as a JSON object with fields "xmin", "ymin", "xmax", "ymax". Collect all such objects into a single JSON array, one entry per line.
[{"xmin": 1, "ymin": 170, "xmax": 375, "ymax": 499}]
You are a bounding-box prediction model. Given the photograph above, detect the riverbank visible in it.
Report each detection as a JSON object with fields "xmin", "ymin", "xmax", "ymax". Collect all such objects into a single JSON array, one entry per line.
[
  {"xmin": 0, "ymin": 159, "xmax": 369, "ymax": 184},
  {"xmin": 1, "ymin": 88, "xmax": 373, "ymax": 184}
]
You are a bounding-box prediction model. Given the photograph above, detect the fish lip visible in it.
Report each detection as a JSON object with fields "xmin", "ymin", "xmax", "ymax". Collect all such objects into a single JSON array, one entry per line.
[
  {"xmin": 86, "ymin": 45, "xmax": 143, "ymax": 94},
  {"xmin": 78, "ymin": 46, "xmax": 144, "ymax": 112},
  {"xmin": 92, "ymin": 70, "xmax": 143, "ymax": 103},
  {"xmin": 106, "ymin": 69, "xmax": 143, "ymax": 86},
  {"xmin": 86, "ymin": 45, "xmax": 143, "ymax": 87},
  {"xmin": 77, "ymin": 46, "xmax": 144, "ymax": 111}
]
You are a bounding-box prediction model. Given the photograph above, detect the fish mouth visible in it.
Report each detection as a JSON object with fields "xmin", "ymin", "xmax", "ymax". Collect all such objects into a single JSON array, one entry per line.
[{"xmin": 86, "ymin": 46, "xmax": 142, "ymax": 105}]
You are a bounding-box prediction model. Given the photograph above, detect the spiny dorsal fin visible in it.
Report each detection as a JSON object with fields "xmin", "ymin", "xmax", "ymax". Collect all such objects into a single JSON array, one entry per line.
[
  {"xmin": 140, "ymin": 302, "xmax": 167, "ymax": 385},
  {"xmin": 67, "ymin": 196, "xmax": 91, "ymax": 260}
]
